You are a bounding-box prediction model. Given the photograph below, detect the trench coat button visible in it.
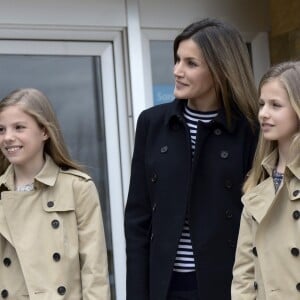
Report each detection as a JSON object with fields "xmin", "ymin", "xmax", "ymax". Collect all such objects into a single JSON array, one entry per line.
[
  {"xmin": 252, "ymin": 247, "xmax": 258, "ymax": 256},
  {"xmin": 293, "ymin": 210, "xmax": 300, "ymax": 220},
  {"xmin": 293, "ymin": 190, "xmax": 300, "ymax": 197},
  {"xmin": 152, "ymin": 203, "xmax": 157, "ymax": 212},
  {"xmin": 3, "ymin": 258, "xmax": 11, "ymax": 267},
  {"xmin": 291, "ymin": 247, "xmax": 300, "ymax": 256},
  {"xmin": 51, "ymin": 219, "xmax": 60, "ymax": 229},
  {"xmin": 160, "ymin": 146, "xmax": 168, "ymax": 153},
  {"xmin": 47, "ymin": 201, "xmax": 54, "ymax": 208},
  {"xmin": 225, "ymin": 209, "xmax": 233, "ymax": 219},
  {"xmin": 214, "ymin": 128, "xmax": 222, "ymax": 136},
  {"xmin": 224, "ymin": 180, "xmax": 232, "ymax": 189},
  {"xmin": 151, "ymin": 173, "xmax": 158, "ymax": 183},
  {"xmin": 53, "ymin": 252, "xmax": 61, "ymax": 262},
  {"xmin": 254, "ymin": 281, "xmax": 258, "ymax": 290},
  {"xmin": 57, "ymin": 286, "xmax": 66, "ymax": 295},
  {"xmin": 220, "ymin": 150, "xmax": 229, "ymax": 159},
  {"xmin": 296, "ymin": 283, "xmax": 300, "ymax": 292},
  {"xmin": 1, "ymin": 290, "xmax": 8, "ymax": 298}
]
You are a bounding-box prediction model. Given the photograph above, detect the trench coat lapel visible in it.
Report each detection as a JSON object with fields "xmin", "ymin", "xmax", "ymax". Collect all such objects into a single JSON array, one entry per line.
[
  {"xmin": 0, "ymin": 166, "xmax": 15, "ymax": 245},
  {"xmin": 242, "ymin": 177, "xmax": 276, "ymax": 223}
]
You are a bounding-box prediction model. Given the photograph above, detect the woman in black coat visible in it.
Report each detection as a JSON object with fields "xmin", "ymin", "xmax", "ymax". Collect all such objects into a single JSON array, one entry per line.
[{"xmin": 125, "ymin": 18, "xmax": 259, "ymax": 300}]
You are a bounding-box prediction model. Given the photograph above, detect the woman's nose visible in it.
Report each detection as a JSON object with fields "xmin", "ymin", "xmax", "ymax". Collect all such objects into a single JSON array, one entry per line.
[{"xmin": 173, "ymin": 62, "xmax": 183, "ymax": 77}]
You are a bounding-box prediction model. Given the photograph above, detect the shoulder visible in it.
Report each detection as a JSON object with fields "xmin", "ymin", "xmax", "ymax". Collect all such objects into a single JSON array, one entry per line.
[
  {"xmin": 59, "ymin": 166, "xmax": 91, "ymax": 181},
  {"xmin": 58, "ymin": 167, "xmax": 93, "ymax": 186},
  {"xmin": 138, "ymin": 99, "xmax": 181, "ymax": 122},
  {"xmin": 136, "ymin": 99, "xmax": 185, "ymax": 133}
]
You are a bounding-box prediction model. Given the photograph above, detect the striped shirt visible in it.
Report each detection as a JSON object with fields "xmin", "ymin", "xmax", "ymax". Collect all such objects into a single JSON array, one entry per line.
[{"xmin": 173, "ymin": 105, "xmax": 218, "ymax": 273}]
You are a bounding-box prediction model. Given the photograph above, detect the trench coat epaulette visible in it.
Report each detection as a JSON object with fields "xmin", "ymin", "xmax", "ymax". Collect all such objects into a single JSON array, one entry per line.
[{"xmin": 59, "ymin": 166, "xmax": 92, "ymax": 181}]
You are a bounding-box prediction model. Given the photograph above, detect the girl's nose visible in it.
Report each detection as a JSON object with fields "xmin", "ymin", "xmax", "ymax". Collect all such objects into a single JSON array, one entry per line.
[
  {"xmin": 3, "ymin": 129, "xmax": 15, "ymax": 142},
  {"xmin": 258, "ymin": 105, "xmax": 270, "ymax": 119}
]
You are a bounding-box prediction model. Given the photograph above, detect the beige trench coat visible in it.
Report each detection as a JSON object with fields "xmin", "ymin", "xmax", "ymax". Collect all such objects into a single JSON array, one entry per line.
[
  {"xmin": 232, "ymin": 150, "xmax": 300, "ymax": 300},
  {"xmin": 0, "ymin": 155, "xmax": 110, "ymax": 300}
]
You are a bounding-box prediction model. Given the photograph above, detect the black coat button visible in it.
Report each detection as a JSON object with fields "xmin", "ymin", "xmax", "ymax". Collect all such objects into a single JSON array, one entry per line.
[
  {"xmin": 160, "ymin": 146, "xmax": 168, "ymax": 153},
  {"xmin": 152, "ymin": 203, "xmax": 157, "ymax": 212},
  {"xmin": 57, "ymin": 286, "xmax": 66, "ymax": 295},
  {"xmin": 214, "ymin": 128, "xmax": 222, "ymax": 136},
  {"xmin": 293, "ymin": 190, "xmax": 300, "ymax": 197},
  {"xmin": 296, "ymin": 283, "xmax": 300, "ymax": 291},
  {"xmin": 252, "ymin": 247, "xmax": 258, "ymax": 256},
  {"xmin": 151, "ymin": 173, "xmax": 158, "ymax": 183},
  {"xmin": 225, "ymin": 209, "xmax": 233, "ymax": 219},
  {"xmin": 227, "ymin": 239, "xmax": 235, "ymax": 248},
  {"xmin": 220, "ymin": 150, "xmax": 229, "ymax": 159},
  {"xmin": 254, "ymin": 281, "xmax": 258, "ymax": 290},
  {"xmin": 47, "ymin": 201, "xmax": 54, "ymax": 208},
  {"xmin": 53, "ymin": 252, "xmax": 61, "ymax": 262},
  {"xmin": 3, "ymin": 258, "xmax": 11, "ymax": 267},
  {"xmin": 293, "ymin": 210, "xmax": 300, "ymax": 220},
  {"xmin": 224, "ymin": 180, "xmax": 233, "ymax": 189},
  {"xmin": 1, "ymin": 290, "xmax": 8, "ymax": 298},
  {"xmin": 291, "ymin": 247, "xmax": 299, "ymax": 256},
  {"xmin": 51, "ymin": 219, "xmax": 60, "ymax": 229}
]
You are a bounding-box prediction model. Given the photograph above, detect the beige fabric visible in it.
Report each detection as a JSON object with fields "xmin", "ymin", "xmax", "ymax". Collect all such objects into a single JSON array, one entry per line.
[{"xmin": 0, "ymin": 155, "xmax": 110, "ymax": 299}]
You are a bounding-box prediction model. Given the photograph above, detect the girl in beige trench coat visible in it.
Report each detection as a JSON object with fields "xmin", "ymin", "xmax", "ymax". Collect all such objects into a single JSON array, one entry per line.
[
  {"xmin": 0, "ymin": 88, "xmax": 110, "ymax": 300},
  {"xmin": 232, "ymin": 61, "xmax": 300, "ymax": 300}
]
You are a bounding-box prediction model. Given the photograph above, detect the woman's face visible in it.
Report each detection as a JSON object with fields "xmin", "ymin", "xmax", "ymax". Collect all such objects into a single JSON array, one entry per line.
[
  {"xmin": 0, "ymin": 105, "xmax": 48, "ymax": 170},
  {"xmin": 173, "ymin": 38, "xmax": 219, "ymax": 111},
  {"xmin": 259, "ymin": 78, "xmax": 299, "ymax": 149}
]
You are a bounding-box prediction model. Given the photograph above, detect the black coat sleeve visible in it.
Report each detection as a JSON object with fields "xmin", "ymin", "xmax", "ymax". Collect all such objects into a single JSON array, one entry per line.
[{"xmin": 124, "ymin": 111, "xmax": 152, "ymax": 300}]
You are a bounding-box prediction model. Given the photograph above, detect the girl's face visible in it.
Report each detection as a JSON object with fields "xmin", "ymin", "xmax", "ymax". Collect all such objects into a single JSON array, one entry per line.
[
  {"xmin": 0, "ymin": 105, "xmax": 48, "ymax": 170},
  {"xmin": 173, "ymin": 38, "xmax": 219, "ymax": 111},
  {"xmin": 258, "ymin": 78, "xmax": 299, "ymax": 148}
]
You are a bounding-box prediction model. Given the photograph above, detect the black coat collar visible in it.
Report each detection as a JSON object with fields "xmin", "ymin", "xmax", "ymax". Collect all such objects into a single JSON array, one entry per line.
[{"xmin": 164, "ymin": 98, "xmax": 240, "ymax": 134}]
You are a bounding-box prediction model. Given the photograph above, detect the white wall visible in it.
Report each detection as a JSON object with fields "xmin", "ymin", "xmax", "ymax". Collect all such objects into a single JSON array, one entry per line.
[
  {"xmin": 0, "ymin": 0, "xmax": 127, "ymax": 27},
  {"xmin": 139, "ymin": 0, "xmax": 269, "ymax": 33}
]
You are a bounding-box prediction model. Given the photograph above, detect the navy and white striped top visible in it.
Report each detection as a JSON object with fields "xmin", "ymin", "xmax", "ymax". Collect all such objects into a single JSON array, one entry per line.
[{"xmin": 173, "ymin": 105, "xmax": 218, "ymax": 273}]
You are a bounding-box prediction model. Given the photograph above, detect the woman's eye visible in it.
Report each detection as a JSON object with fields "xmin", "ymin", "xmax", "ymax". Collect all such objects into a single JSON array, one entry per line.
[
  {"xmin": 0, "ymin": 127, "xmax": 5, "ymax": 133},
  {"xmin": 16, "ymin": 125, "xmax": 25, "ymax": 130}
]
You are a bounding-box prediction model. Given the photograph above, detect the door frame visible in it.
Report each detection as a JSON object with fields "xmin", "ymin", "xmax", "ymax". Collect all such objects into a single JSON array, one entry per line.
[{"xmin": 0, "ymin": 32, "xmax": 129, "ymax": 299}]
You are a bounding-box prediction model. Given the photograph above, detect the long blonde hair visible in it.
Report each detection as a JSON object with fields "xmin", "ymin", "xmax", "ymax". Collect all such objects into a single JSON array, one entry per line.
[
  {"xmin": 243, "ymin": 61, "xmax": 300, "ymax": 193},
  {"xmin": 173, "ymin": 18, "xmax": 258, "ymax": 130},
  {"xmin": 0, "ymin": 88, "xmax": 85, "ymax": 174}
]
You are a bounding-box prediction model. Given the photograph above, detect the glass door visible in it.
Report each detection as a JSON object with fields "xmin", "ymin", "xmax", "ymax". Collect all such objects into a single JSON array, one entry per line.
[{"xmin": 0, "ymin": 40, "xmax": 126, "ymax": 299}]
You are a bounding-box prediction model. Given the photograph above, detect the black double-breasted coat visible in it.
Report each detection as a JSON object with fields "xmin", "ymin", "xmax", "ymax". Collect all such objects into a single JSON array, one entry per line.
[{"xmin": 125, "ymin": 99, "xmax": 258, "ymax": 300}]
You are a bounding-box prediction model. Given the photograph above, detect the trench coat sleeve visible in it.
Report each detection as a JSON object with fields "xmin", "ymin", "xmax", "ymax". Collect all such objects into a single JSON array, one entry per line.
[
  {"xmin": 75, "ymin": 179, "xmax": 110, "ymax": 300},
  {"xmin": 125, "ymin": 112, "xmax": 151, "ymax": 300},
  {"xmin": 231, "ymin": 207, "xmax": 255, "ymax": 300}
]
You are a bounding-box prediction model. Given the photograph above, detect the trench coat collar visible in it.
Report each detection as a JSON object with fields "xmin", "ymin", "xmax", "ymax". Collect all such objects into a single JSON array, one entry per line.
[
  {"xmin": 243, "ymin": 149, "xmax": 300, "ymax": 223},
  {"xmin": 0, "ymin": 154, "xmax": 59, "ymax": 191},
  {"xmin": 165, "ymin": 98, "xmax": 240, "ymax": 133},
  {"xmin": 261, "ymin": 148, "xmax": 300, "ymax": 180}
]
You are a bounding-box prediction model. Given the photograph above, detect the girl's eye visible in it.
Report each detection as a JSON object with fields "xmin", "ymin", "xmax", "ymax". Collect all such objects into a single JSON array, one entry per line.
[
  {"xmin": 16, "ymin": 125, "xmax": 25, "ymax": 130},
  {"xmin": 272, "ymin": 102, "xmax": 282, "ymax": 108},
  {"xmin": 0, "ymin": 127, "xmax": 5, "ymax": 134},
  {"xmin": 188, "ymin": 60, "xmax": 197, "ymax": 67},
  {"xmin": 258, "ymin": 101, "xmax": 264, "ymax": 107}
]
